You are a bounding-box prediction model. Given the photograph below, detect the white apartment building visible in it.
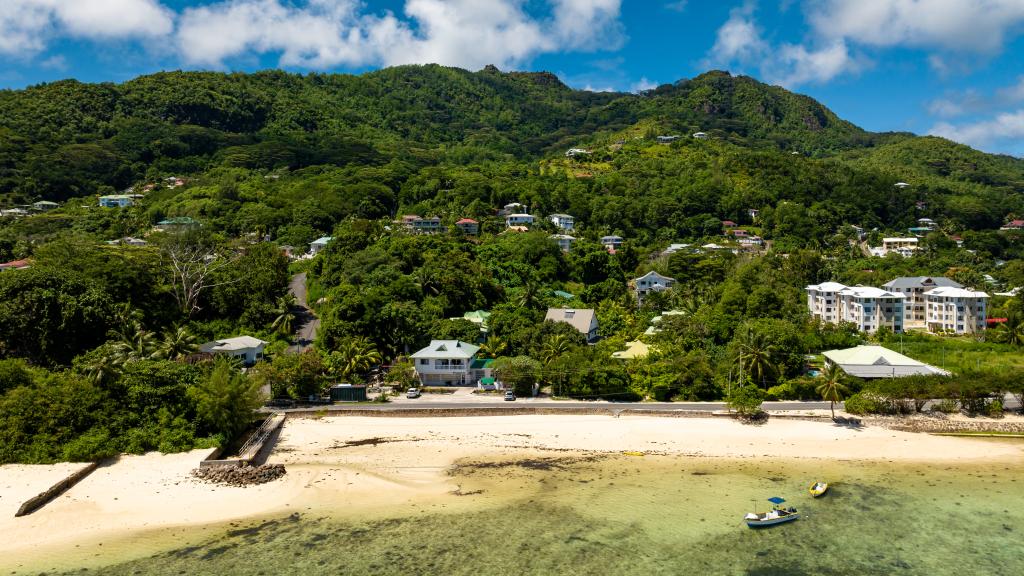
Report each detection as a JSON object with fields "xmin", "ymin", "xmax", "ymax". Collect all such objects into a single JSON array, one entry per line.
[
  {"xmin": 882, "ymin": 277, "xmax": 963, "ymax": 330},
  {"xmin": 924, "ymin": 287, "xmax": 988, "ymax": 334},
  {"xmin": 805, "ymin": 282, "xmax": 848, "ymax": 324},
  {"xmin": 806, "ymin": 282, "xmax": 905, "ymax": 333},
  {"xmin": 837, "ymin": 286, "xmax": 905, "ymax": 333}
]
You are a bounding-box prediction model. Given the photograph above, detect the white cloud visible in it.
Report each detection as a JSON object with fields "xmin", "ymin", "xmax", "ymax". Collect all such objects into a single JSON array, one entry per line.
[
  {"xmin": 930, "ymin": 109, "xmax": 1024, "ymax": 153},
  {"xmin": 708, "ymin": 2, "xmax": 765, "ymax": 65},
  {"xmin": 664, "ymin": 1, "xmax": 688, "ymax": 12},
  {"xmin": 630, "ymin": 77, "xmax": 658, "ymax": 92},
  {"xmin": 0, "ymin": 0, "xmax": 173, "ymax": 56},
  {"xmin": 997, "ymin": 77, "xmax": 1024, "ymax": 103},
  {"xmin": 806, "ymin": 0, "xmax": 1024, "ymax": 54},
  {"xmin": 175, "ymin": 0, "xmax": 623, "ymax": 70},
  {"xmin": 706, "ymin": 2, "xmax": 857, "ymax": 88}
]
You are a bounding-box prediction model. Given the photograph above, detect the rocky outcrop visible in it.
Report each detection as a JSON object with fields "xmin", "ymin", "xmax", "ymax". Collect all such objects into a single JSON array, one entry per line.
[{"xmin": 191, "ymin": 463, "xmax": 286, "ymax": 487}]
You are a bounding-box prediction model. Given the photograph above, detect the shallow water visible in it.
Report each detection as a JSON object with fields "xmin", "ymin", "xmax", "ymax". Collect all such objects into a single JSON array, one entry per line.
[{"xmin": 33, "ymin": 452, "xmax": 1024, "ymax": 575}]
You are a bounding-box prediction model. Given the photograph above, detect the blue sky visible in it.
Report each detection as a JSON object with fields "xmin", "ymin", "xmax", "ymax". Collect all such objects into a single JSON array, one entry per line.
[{"xmin": 2, "ymin": 1, "xmax": 1024, "ymax": 156}]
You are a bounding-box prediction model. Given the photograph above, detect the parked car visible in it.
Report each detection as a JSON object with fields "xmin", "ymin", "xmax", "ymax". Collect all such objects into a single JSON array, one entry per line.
[
  {"xmin": 406, "ymin": 388, "xmax": 421, "ymax": 399},
  {"xmin": 504, "ymin": 391, "xmax": 516, "ymax": 401}
]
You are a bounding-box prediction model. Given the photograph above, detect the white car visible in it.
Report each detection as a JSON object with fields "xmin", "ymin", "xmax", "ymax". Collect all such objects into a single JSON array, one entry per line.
[{"xmin": 406, "ymin": 388, "xmax": 421, "ymax": 399}]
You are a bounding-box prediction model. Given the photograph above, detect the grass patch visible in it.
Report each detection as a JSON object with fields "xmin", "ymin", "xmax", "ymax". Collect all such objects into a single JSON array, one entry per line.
[{"xmin": 881, "ymin": 336, "xmax": 1024, "ymax": 374}]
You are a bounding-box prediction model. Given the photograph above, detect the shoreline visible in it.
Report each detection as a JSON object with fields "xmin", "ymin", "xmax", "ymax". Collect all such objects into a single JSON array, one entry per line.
[{"xmin": 2, "ymin": 414, "xmax": 1023, "ymax": 573}]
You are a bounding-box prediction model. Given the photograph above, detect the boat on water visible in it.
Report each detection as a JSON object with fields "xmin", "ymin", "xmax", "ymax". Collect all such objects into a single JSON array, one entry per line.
[
  {"xmin": 809, "ymin": 481, "xmax": 829, "ymax": 498},
  {"xmin": 744, "ymin": 497, "xmax": 799, "ymax": 528}
]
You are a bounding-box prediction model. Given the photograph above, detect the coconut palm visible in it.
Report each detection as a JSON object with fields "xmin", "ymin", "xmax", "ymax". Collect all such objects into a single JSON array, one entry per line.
[
  {"xmin": 478, "ymin": 335, "xmax": 508, "ymax": 358},
  {"xmin": 994, "ymin": 312, "xmax": 1024, "ymax": 346},
  {"xmin": 816, "ymin": 364, "xmax": 849, "ymax": 419},
  {"xmin": 271, "ymin": 295, "xmax": 298, "ymax": 336},
  {"xmin": 540, "ymin": 334, "xmax": 572, "ymax": 366},
  {"xmin": 332, "ymin": 337, "xmax": 383, "ymax": 380},
  {"xmin": 734, "ymin": 328, "xmax": 779, "ymax": 389},
  {"xmin": 82, "ymin": 345, "xmax": 122, "ymax": 384},
  {"xmin": 158, "ymin": 325, "xmax": 198, "ymax": 361},
  {"xmin": 111, "ymin": 321, "xmax": 158, "ymax": 364}
]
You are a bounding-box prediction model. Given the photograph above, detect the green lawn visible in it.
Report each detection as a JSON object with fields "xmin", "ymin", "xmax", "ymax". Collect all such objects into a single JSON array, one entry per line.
[{"xmin": 882, "ymin": 337, "xmax": 1024, "ymax": 374}]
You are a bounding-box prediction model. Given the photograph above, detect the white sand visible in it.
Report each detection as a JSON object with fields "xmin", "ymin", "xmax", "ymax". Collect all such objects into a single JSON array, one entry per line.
[
  {"xmin": 2, "ymin": 414, "xmax": 1021, "ymax": 571},
  {"xmin": 0, "ymin": 462, "xmax": 92, "ymax": 518}
]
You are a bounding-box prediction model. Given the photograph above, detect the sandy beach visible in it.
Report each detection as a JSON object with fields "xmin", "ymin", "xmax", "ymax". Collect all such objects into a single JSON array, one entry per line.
[{"xmin": 2, "ymin": 414, "xmax": 1022, "ymax": 572}]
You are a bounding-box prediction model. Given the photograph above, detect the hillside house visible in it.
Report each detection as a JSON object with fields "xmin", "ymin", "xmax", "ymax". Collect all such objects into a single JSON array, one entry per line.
[
  {"xmin": 0, "ymin": 259, "xmax": 31, "ymax": 271},
  {"xmin": 99, "ymin": 194, "xmax": 139, "ymax": 208},
  {"xmin": 633, "ymin": 271, "xmax": 676, "ymax": 303},
  {"xmin": 601, "ymin": 235, "xmax": 624, "ymax": 252},
  {"xmin": 692, "ymin": 132, "xmax": 708, "ymax": 139},
  {"xmin": 32, "ymin": 201, "xmax": 58, "ymax": 211},
  {"xmin": 882, "ymin": 277, "xmax": 963, "ymax": 330},
  {"xmin": 410, "ymin": 340, "xmax": 492, "ymax": 386},
  {"xmin": 656, "ymin": 135, "xmax": 680, "ymax": 143},
  {"xmin": 309, "ymin": 236, "xmax": 333, "ymax": 255},
  {"xmin": 722, "ymin": 220, "xmax": 737, "ymax": 229},
  {"xmin": 545, "ymin": 308, "xmax": 599, "ymax": 342},
  {"xmin": 106, "ymin": 237, "xmax": 148, "ymax": 247},
  {"xmin": 199, "ymin": 335, "xmax": 268, "ymax": 366},
  {"xmin": 456, "ymin": 218, "xmax": 479, "ymax": 235},
  {"xmin": 881, "ymin": 237, "xmax": 919, "ymax": 257},
  {"xmin": 565, "ymin": 148, "xmax": 590, "ymax": 158},
  {"xmin": 924, "ymin": 286, "xmax": 989, "ymax": 334},
  {"xmin": 549, "ymin": 213, "xmax": 575, "ymax": 231},
  {"xmin": 155, "ymin": 216, "xmax": 199, "ymax": 232},
  {"xmin": 550, "ymin": 234, "xmax": 575, "ymax": 252},
  {"xmin": 1000, "ymin": 220, "xmax": 1024, "ymax": 231},
  {"xmin": 505, "ymin": 213, "xmax": 535, "ymax": 227}
]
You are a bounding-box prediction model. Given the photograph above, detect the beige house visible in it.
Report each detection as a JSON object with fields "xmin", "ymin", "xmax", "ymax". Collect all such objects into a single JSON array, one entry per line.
[{"xmin": 545, "ymin": 308, "xmax": 599, "ymax": 342}]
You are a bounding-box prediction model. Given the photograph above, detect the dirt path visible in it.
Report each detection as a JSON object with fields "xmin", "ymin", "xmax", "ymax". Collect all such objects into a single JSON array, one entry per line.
[{"xmin": 287, "ymin": 272, "xmax": 319, "ymax": 353}]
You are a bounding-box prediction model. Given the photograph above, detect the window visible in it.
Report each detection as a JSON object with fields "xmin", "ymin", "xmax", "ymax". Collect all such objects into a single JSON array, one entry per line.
[{"xmin": 419, "ymin": 359, "xmax": 428, "ymax": 366}]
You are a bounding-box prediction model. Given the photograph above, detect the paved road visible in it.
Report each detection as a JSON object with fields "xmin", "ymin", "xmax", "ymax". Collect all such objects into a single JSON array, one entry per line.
[
  {"xmin": 279, "ymin": 400, "xmax": 839, "ymax": 413},
  {"xmin": 287, "ymin": 272, "xmax": 319, "ymax": 353}
]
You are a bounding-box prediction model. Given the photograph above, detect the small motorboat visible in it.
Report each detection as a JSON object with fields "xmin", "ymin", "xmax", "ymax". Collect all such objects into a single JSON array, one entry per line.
[
  {"xmin": 745, "ymin": 497, "xmax": 799, "ymax": 528},
  {"xmin": 809, "ymin": 481, "xmax": 829, "ymax": 498}
]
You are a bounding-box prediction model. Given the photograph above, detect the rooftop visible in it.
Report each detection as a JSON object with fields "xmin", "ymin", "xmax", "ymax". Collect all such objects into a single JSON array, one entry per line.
[
  {"xmin": 823, "ymin": 345, "xmax": 948, "ymax": 378},
  {"xmin": 923, "ymin": 286, "xmax": 989, "ymax": 298},
  {"xmin": 199, "ymin": 335, "xmax": 268, "ymax": 353},
  {"xmin": 883, "ymin": 277, "xmax": 962, "ymax": 290},
  {"xmin": 411, "ymin": 340, "xmax": 481, "ymax": 360}
]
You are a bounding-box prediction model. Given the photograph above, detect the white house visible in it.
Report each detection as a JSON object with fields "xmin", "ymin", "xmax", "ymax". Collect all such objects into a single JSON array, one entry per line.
[
  {"xmin": 692, "ymin": 132, "xmax": 708, "ymax": 140},
  {"xmin": 656, "ymin": 135, "xmax": 680, "ymax": 144},
  {"xmin": 505, "ymin": 213, "xmax": 535, "ymax": 227},
  {"xmin": 565, "ymin": 148, "xmax": 590, "ymax": 158},
  {"xmin": 199, "ymin": 336, "xmax": 268, "ymax": 366},
  {"xmin": 550, "ymin": 234, "xmax": 575, "ymax": 252},
  {"xmin": 549, "ymin": 213, "xmax": 575, "ymax": 231},
  {"xmin": 106, "ymin": 237, "xmax": 148, "ymax": 247},
  {"xmin": 663, "ymin": 243, "xmax": 691, "ymax": 255},
  {"xmin": 410, "ymin": 340, "xmax": 492, "ymax": 386},
  {"xmin": 309, "ymin": 236, "xmax": 333, "ymax": 255},
  {"xmin": 545, "ymin": 308, "xmax": 599, "ymax": 342},
  {"xmin": 601, "ymin": 235, "xmax": 624, "ymax": 251},
  {"xmin": 924, "ymin": 286, "xmax": 989, "ymax": 334},
  {"xmin": 823, "ymin": 345, "xmax": 948, "ymax": 379},
  {"xmin": 32, "ymin": 201, "xmax": 59, "ymax": 211},
  {"xmin": 633, "ymin": 271, "xmax": 676, "ymax": 303},
  {"xmin": 882, "ymin": 277, "xmax": 963, "ymax": 330}
]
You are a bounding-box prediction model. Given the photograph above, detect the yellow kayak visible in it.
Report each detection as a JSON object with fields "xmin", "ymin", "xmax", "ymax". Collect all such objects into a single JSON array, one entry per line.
[{"xmin": 809, "ymin": 481, "xmax": 829, "ymax": 498}]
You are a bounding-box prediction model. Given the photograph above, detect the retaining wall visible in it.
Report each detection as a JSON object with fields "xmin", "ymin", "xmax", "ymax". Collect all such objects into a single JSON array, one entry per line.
[
  {"xmin": 199, "ymin": 413, "xmax": 286, "ymax": 468},
  {"xmin": 15, "ymin": 462, "xmax": 99, "ymax": 517}
]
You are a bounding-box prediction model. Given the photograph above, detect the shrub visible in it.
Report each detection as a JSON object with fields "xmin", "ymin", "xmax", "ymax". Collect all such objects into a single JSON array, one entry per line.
[
  {"xmin": 727, "ymin": 384, "xmax": 764, "ymax": 416},
  {"xmin": 932, "ymin": 399, "xmax": 959, "ymax": 414},
  {"xmin": 765, "ymin": 382, "xmax": 794, "ymax": 401},
  {"xmin": 843, "ymin": 392, "xmax": 885, "ymax": 415},
  {"xmin": 986, "ymin": 399, "xmax": 1005, "ymax": 418}
]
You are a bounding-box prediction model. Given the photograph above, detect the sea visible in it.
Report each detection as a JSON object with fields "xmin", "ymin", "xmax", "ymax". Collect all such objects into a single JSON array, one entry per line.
[{"xmin": 20, "ymin": 446, "xmax": 1024, "ymax": 575}]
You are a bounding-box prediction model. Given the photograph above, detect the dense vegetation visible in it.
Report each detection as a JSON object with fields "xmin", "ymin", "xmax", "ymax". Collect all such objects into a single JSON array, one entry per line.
[{"xmin": 0, "ymin": 65, "xmax": 1022, "ymax": 464}]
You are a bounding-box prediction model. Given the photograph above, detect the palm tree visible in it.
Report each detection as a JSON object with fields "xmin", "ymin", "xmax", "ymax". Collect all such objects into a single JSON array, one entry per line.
[
  {"xmin": 816, "ymin": 364, "xmax": 850, "ymax": 419},
  {"xmin": 111, "ymin": 321, "xmax": 158, "ymax": 364},
  {"xmin": 516, "ymin": 281, "xmax": 542, "ymax": 309},
  {"xmin": 478, "ymin": 335, "xmax": 508, "ymax": 358},
  {"xmin": 333, "ymin": 337, "xmax": 383, "ymax": 380},
  {"xmin": 734, "ymin": 328, "xmax": 779, "ymax": 389},
  {"xmin": 82, "ymin": 345, "xmax": 121, "ymax": 384},
  {"xmin": 271, "ymin": 295, "xmax": 298, "ymax": 336},
  {"xmin": 541, "ymin": 334, "xmax": 572, "ymax": 366},
  {"xmin": 158, "ymin": 325, "xmax": 198, "ymax": 361},
  {"xmin": 994, "ymin": 312, "xmax": 1024, "ymax": 346}
]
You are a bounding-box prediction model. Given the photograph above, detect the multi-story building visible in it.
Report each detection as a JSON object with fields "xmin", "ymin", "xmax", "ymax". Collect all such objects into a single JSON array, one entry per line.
[
  {"xmin": 550, "ymin": 234, "xmax": 575, "ymax": 252},
  {"xmin": 806, "ymin": 282, "xmax": 905, "ymax": 333},
  {"xmin": 881, "ymin": 237, "xmax": 919, "ymax": 257},
  {"xmin": 882, "ymin": 277, "xmax": 963, "ymax": 330},
  {"xmin": 837, "ymin": 286, "xmax": 905, "ymax": 333},
  {"xmin": 805, "ymin": 282, "xmax": 848, "ymax": 324},
  {"xmin": 505, "ymin": 213, "xmax": 535, "ymax": 227},
  {"xmin": 633, "ymin": 271, "xmax": 677, "ymax": 304},
  {"xmin": 410, "ymin": 340, "xmax": 493, "ymax": 386},
  {"xmin": 924, "ymin": 287, "xmax": 989, "ymax": 334}
]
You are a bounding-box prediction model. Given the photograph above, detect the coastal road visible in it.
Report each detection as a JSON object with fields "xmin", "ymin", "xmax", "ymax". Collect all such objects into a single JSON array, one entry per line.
[
  {"xmin": 287, "ymin": 272, "xmax": 319, "ymax": 353},
  {"xmin": 278, "ymin": 400, "xmax": 841, "ymax": 413}
]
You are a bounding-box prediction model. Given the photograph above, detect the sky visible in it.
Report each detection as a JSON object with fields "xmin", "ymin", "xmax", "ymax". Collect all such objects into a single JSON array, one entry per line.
[{"xmin": 1, "ymin": 1, "xmax": 1024, "ymax": 156}]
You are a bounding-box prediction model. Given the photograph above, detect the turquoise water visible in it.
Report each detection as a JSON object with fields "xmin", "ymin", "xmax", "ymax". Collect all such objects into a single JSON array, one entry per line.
[{"xmin": 36, "ymin": 451, "xmax": 1024, "ymax": 575}]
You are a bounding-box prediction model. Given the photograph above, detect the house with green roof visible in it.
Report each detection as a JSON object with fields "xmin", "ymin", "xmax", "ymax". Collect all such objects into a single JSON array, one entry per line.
[
  {"xmin": 155, "ymin": 216, "xmax": 200, "ymax": 231},
  {"xmin": 410, "ymin": 340, "xmax": 493, "ymax": 386}
]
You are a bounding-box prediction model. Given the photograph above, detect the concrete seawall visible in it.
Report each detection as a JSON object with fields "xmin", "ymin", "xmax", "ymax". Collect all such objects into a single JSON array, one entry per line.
[
  {"xmin": 200, "ymin": 413, "xmax": 287, "ymax": 468},
  {"xmin": 15, "ymin": 462, "xmax": 99, "ymax": 517}
]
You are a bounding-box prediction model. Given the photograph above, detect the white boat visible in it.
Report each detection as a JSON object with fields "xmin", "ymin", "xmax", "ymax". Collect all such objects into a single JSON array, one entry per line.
[{"xmin": 745, "ymin": 497, "xmax": 799, "ymax": 528}]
